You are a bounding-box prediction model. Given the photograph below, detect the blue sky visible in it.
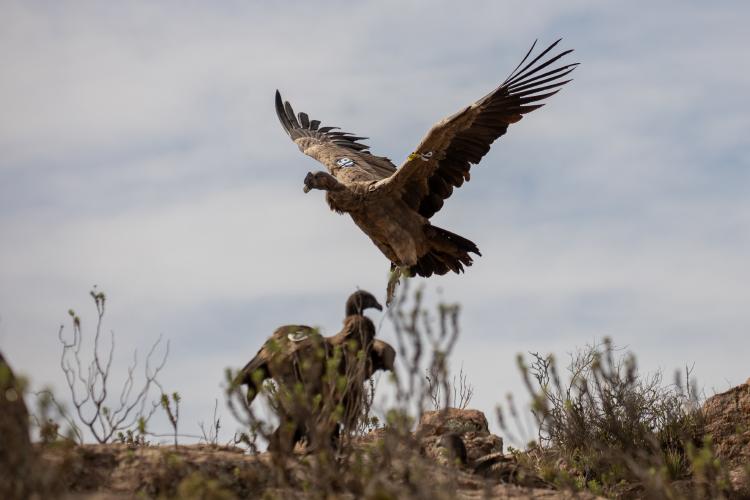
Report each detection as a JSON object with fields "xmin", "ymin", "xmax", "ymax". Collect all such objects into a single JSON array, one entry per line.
[{"xmin": 1, "ymin": 1, "xmax": 748, "ymax": 442}]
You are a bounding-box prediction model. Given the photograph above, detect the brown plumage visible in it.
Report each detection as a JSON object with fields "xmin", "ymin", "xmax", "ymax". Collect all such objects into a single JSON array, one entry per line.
[
  {"xmin": 236, "ymin": 290, "xmax": 395, "ymax": 452},
  {"xmin": 276, "ymin": 40, "xmax": 577, "ymax": 302}
]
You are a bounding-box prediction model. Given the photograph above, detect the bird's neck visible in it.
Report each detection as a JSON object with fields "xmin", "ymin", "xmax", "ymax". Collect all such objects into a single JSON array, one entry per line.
[
  {"xmin": 326, "ymin": 185, "xmax": 365, "ymax": 214},
  {"xmin": 345, "ymin": 304, "xmax": 361, "ymax": 317},
  {"xmin": 340, "ymin": 315, "xmax": 375, "ymax": 347}
]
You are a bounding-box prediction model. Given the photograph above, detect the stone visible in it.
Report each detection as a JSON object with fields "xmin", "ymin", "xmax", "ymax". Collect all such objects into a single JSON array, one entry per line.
[
  {"xmin": 418, "ymin": 408, "xmax": 490, "ymax": 436},
  {"xmin": 417, "ymin": 408, "xmax": 503, "ymax": 467}
]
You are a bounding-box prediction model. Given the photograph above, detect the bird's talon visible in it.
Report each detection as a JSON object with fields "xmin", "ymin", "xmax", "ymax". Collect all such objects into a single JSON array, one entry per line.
[{"xmin": 386, "ymin": 267, "xmax": 403, "ymax": 307}]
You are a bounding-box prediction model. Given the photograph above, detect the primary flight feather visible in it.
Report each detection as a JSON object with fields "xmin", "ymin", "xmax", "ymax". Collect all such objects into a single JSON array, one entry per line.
[{"xmin": 276, "ymin": 39, "xmax": 577, "ymax": 304}]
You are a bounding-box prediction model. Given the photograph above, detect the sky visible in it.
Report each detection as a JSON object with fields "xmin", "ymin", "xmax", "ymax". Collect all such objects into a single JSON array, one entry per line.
[{"xmin": 1, "ymin": 1, "xmax": 748, "ymax": 444}]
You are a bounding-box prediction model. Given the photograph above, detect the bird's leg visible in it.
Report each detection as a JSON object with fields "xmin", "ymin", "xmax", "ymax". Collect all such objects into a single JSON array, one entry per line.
[
  {"xmin": 386, "ymin": 266, "xmax": 403, "ymax": 307},
  {"xmin": 303, "ymin": 171, "xmax": 344, "ymax": 193}
]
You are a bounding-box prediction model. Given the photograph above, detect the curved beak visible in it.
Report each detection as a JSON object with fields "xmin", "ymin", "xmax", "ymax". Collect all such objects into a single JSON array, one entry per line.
[
  {"xmin": 303, "ymin": 172, "xmax": 314, "ymax": 193},
  {"xmin": 374, "ymin": 300, "xmax": 383, "ymax": 311}
]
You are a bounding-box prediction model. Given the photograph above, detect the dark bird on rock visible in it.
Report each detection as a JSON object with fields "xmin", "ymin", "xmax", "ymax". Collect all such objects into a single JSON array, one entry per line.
[
  {"xmin": 237, "ymin": 290, "xmax": 383, "ymax": 403},
  {"xmin": 275, "ymin": 40, "xmax": 577, "ymax": 304},
  {"xmin": 235, "ymin": 290, "xmax": 394, "ymax": 452}
]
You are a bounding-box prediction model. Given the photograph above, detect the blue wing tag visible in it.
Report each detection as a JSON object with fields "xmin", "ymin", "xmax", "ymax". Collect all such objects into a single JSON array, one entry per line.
[{"xmin": 336, "ymin": 157, "xmax": 355, "ymax": 168}]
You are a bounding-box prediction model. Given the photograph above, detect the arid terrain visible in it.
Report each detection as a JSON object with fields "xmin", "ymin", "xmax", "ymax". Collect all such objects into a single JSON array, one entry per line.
[{"xmin": 2, "ymin": 343, "xmax": 750, "ymax": 499}]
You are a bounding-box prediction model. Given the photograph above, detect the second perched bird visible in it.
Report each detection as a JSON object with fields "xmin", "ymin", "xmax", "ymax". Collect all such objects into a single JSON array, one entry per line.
[
  {"xmin": 275, "ymin": 40, "xmax": 577, "ymax": 303},
  {"xmin": 236, "ymin": 290, "xmax": 394, "ymax": 452}
]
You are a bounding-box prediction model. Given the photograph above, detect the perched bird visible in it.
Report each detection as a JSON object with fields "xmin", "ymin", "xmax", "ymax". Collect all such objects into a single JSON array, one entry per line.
[
  {"xmin": 276, "ymin": 39, "xmax": 577, "ymax": 304},
  {"xmin": 237, "ymin": 290, "xmax": 384, "ymax": 403},
  {"xmin": 236, "ymin": 290, "xmax": 393, "ymax": 452}
]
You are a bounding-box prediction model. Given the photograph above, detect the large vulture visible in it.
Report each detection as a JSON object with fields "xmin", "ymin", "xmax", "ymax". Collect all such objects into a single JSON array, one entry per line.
[
  {"xmin": 276, "ymin": 40, "xmax": 577, "ymax": 303},
  {"xmin": 236, "ymin": 290, "xmax": 394, "ymax": 452}
]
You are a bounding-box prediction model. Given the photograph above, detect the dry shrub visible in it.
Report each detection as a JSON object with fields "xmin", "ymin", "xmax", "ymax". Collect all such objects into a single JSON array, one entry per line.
[
  {"xmin": 426, "ymin": 364, "xmax": 474, "ymax": 411},
  {"xmin": 50, "ymin": 288, "xmax": 170, "ymax": 444},
  {"xmin": 509, "ymin": 338, "xmax": 738, "ymax": 498}
]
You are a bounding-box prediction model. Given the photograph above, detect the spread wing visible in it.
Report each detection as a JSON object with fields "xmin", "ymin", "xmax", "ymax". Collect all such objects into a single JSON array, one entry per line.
[
  {"xmin": 375, "ymin": 39, "xmax": 578, "ymax": 218},
  {"xmin": 370, "ymin": 339, "xmax": 396, "ymax": 373},
  {"xmin": 275, "ymin": 91, "xmax": 397, "ymax": 179}
]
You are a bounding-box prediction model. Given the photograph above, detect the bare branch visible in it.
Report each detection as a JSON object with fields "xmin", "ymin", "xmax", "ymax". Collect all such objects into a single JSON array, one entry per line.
[{"xmin": 55, "ymin": 289, "xmax": 169, "ymax": 443}]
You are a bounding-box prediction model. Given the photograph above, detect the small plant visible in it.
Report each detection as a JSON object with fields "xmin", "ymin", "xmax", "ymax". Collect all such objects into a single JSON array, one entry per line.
[
  {"xmin": 32, "ymin": 388, "xmax": 82, "ymax": 444},
  {"xmin": 161, "ymin": 391, "xmax": 181, "ymax": 447},
  {"xmin": 199, "ymin": 399, "xmax": 222, "ymax": 446},
  {"xmin": 116, "ymin": 416, "xmax": 149, "ymax": 446},
  {"xmin": 426, "ymin": 363, "xmax": 474, "ymax": 410}
]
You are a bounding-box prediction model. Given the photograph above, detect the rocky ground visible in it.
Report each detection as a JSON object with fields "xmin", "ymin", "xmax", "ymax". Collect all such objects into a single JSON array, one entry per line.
[
  {"xmin": 31, "ymin": 409, "xmax": 601, "ymax": 500},
  {"xmin": 33, "ymin": 442, "xmax": 600, "ymax": 500}
]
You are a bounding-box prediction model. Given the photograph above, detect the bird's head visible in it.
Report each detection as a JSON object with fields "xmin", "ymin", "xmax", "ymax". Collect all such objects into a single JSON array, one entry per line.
[
  {"xmin": 345, "ymin": 290, "xmax": 383, "ymax": 316},
  {"xmin": 303, "ymin": 171, "xmax": 340, "ymax": 193}
]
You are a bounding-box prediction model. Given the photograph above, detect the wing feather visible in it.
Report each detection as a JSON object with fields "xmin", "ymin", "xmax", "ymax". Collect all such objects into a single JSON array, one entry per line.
[
  {"xmin": 375, "ymin": 40, "xmax": 577, "ymax": 218},
  {"xmin": 298, "ymin": 112, "xmax": 310, "ymax": 128},
  {"xmin": 275, "ymin": 90, "xmax": 397, "ymax": 179}
]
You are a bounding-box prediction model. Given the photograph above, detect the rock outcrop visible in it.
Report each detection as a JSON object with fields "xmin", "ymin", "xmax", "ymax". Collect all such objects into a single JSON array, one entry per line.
[
  {"xmin": 417, "ymin": 408, "xmax": 503, "ymax": 466},
  {"xmin": 701, "ymin": 378, "xmax": 750, "ymax": 494},
  {"xmin": 0, "ymin": 351, "xmax": 32, "ymax": 499}
]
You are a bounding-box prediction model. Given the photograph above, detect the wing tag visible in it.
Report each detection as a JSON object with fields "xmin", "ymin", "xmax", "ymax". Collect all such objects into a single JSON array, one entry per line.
[
  {"xmin": 336, "ymin": 157, "xmax": 355, "ymax": 168},
  {"xmin": 287, "ymin": 331, "xmax": 310, "ymax": 342},
  {"xmin": 407, "ymin": 151, "xmax": 434, "ymax": 162}
]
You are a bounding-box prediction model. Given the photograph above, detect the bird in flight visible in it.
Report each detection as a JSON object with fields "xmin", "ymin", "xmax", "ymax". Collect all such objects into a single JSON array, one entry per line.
[{"xmin": 275, "ymin": 39, "xmax": 577, "ymax": 305}]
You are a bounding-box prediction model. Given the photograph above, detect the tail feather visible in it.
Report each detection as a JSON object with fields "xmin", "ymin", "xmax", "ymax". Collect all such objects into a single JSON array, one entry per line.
[{"xmin": 410, "ymin": 226, "xmax": 481, "ymax": 277}]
